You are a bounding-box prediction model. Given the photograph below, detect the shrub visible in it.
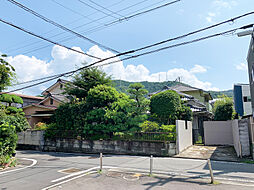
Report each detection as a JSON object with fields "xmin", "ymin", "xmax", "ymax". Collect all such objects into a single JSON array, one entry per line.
[
  {"xmin": 150, "ymin": 90, "xmax": 181, "ymax": 124},
  {"xmin": 0, "ymin": 114, "xmax": 30, "ymax": 132},
  {"xmin": 213, "ymin": 96, "xmax": 234, "ymax": 121},
  {"xmin": 0, "ymin": 123, "xmax": 18, "ymax": 158},
  {"xmin": 140, "ymin": 120, "xmax": 160, "ymax": 132},
  {"xmin": 6, "ymin": 106, "xmax": 19, "ymax": 114},
  {"xmin": 33, "ymin": 122, "xmax": 48, "ymax": 130}
]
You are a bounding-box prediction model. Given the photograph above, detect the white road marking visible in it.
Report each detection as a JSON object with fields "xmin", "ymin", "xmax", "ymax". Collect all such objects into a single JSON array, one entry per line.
[
  {"xmin": 0, "ymin": 158, "xmax": 37, "ymax": 175},
  {"xmin": 51, "ymin": 166, "xmax": 118, "ymax": 183},
  {"xmin": 42, "ymin": 171, "xmax": 97, "ymax": 190}
]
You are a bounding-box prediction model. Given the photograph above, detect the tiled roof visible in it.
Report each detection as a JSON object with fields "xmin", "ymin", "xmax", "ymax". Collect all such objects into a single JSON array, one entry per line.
[{"xmin": 0, "ymin": 92, "xmax": 44, "ymax": 100}]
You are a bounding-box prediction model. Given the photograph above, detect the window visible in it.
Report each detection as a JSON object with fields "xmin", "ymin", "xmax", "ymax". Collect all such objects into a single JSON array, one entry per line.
[
  {"xmin": 243, "ymin": 96, "xmax": 248, "ymax": 102},
  {"xmin": 60, "ymin": 84, "xmax": 63, "ymax": 89},
  {"xmin": 50, "ymin": 99, "xmax": 53, "ymax": 105}
]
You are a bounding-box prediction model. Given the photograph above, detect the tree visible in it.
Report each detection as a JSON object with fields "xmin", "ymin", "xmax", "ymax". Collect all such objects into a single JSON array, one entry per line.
[
  {"xmin": 213, "ymin": 95, "xmax": 234, "ymax": 121},
  {"xmin": 127, "ymin": 83, "xmax": 149, "ymax": 115},
  {"xmin": 0, "ymin": 54, "xmax": 15, "ymax": 92},
  {"xmin": 150, "ymin": 90, "xmax": 181, "ymax": 124},
  {"xmin": 64, "ymin": 67, "xmax": 111, "ymax": 99}
]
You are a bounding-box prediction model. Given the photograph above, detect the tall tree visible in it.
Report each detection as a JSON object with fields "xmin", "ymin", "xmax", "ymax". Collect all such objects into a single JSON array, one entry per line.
[
  {"xmin": 127, "ymin": 83, "xmax": 149, "ymax": 115},
  {"xmin": 0, "ymin": 54, "xmax": 15, "ymax": 92},
  {"xmin": 64, "ymin": 66, "xmax": 111, "ymax": 99},
  {"xmin": 150, "ymin": 90, "xmax": 181, "ymax": 124},
  {"xmin": 213, "ymin": 95, "xmax": 234, "ymax": 121}
]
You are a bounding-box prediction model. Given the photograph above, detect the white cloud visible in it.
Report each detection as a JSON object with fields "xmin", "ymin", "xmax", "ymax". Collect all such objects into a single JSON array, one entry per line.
[
  {"xmin": 4, "ymin": 45, "xmax": 219, "ymax": 95},
  {"xmin": 212, "ymin": 0, "xmax": 237, "ymax": 9},
  {"xmin": 190, "ymin": 64, "xmax": 207, "ymax": 73},
  {"xmin": 206, "ymin": 12, "xmax": 216, "ymax": 23},
  {"xmin": 236, "ymin": 63, "xmax": 247, "ymax": 71}
]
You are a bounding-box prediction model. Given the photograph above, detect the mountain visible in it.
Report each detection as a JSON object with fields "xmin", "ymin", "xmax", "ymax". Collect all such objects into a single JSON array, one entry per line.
[
  {"xmin": 208, "ymin": 90, "xmax": 233, "ymax": 99},
  {"xmin": 113, "ymin": 80, "xmax": 233, "ymax": 99}
]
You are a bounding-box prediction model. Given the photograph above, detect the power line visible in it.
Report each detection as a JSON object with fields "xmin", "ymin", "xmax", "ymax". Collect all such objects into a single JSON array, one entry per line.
[
  {"xmin": 5, "ymin": 0, "xmax": 127, "ymax": 52},
  {"xmin": 6, "ymin": 0, "xmax": 152, "ymax": 54},
  {"xmin": 7, "ymin": 0, "xmax": 121, "ymax": 54},
  {"xmin": 50, "ymin": 0, "xmax": 105, "ymax": 25},
  {"xmin": 15, "ymin": 10, "xmax": 254, "ymax": 60},
  {"xmin": 7, "ymin": 24, "xmax": 253, "ymax": 92},
  {"xmin": 76, "ymin": 0, "xmax": 120, "ymax": 19},
  {"xmin": 87, "ymin": 0, "xmax": 124, "ymax": 18},
  {"xmin": 0, "ymin": 18, "xmax": 101, "ymax": 60},
  {"xmin": 106, "ymin": 0, "xmax": 181, "ymax": 26}
]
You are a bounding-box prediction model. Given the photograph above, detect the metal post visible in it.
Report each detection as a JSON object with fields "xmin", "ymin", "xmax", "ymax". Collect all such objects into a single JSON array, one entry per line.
[
  {"xmin": 100, "ymin": 153, "xmax": 103, "ymax": 172},
  {"xmin": 150, "ymin": 155, "xmax": 153, "ymax": 176},
  {"xmin": 207, "ymin": 159, "xmax": 214, "ymax": 184}
]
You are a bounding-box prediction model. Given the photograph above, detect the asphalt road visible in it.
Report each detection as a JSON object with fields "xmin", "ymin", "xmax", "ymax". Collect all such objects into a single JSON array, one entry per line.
[{"xmin": 1, "ymin": 150, "xmax": 254, "ymax": 190}]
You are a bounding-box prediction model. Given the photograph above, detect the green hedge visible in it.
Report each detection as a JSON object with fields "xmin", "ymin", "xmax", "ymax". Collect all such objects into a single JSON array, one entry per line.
[{"xmin": 0, "ymin": 123, "xmax": 17, "ymax": 158}]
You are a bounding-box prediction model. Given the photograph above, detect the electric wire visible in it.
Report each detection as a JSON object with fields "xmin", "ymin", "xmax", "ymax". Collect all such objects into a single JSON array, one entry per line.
[
  {"xmin": 6, "ymin": 23, "xmax": 253, "ymax": 92},
  {"xmin": 0, "ymin": 18, "xmax": 101, "ymax": 60},
  {"xmin": 87, "ymin": 0, "xmax": 124, "ymax": 18},
  {"xmin": 6, "ymin": 0, "xmax": 121, "ymax": 54},
  {"xmin": 76, "ymin": 0, "xmax": 121, "ymax": 19},
  {"xmin": 5, "ymin": 0, "xmax": 152, "ymax": 54},
  {"xmin": 5, "ymin": 0, "xmax": 127, "ymax": 52}
]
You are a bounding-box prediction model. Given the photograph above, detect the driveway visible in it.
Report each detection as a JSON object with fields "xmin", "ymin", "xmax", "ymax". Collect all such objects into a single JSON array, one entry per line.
[{"xmin": 175, "ymin": 145, "xmax": 241, "ymax": 161}]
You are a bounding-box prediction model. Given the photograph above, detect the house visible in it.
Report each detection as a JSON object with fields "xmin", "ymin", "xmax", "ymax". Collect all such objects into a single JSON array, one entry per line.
[
  {"xmin": 170, "ymin": 84, "xmax": 213, "ymax": 112},
  {"xmin": 0, "ymin": 92, "xmax": 44, "ymax": 108},
  {"xmin": 23, "ymin": 79, "xmax": 70, "ymax": 127},
  {"xmin": 234, "ymin": 83, "xmax": 252, "ymax": 117},
  {"xmin": 149, "ymin": 84, "xmax": 213, "ymax": 144}
]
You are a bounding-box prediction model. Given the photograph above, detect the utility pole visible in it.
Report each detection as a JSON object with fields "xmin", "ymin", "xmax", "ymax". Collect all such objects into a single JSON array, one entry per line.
[{"xmin": 237, "ymin": 28, "xmax": 254, "ymax": 117}]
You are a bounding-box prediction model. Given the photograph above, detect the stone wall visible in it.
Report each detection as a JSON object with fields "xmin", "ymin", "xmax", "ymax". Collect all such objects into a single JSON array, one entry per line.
[
  {"xmin": 17, "ymin": 130, "xmax": 45, "ymax": 150},
  {"xmin": 43, "ymin": 139, "xmax": 176, "ymax": 156},
  {"xmin": 18, "ymin": 130, "xmax": 176, "ymax": 156}
]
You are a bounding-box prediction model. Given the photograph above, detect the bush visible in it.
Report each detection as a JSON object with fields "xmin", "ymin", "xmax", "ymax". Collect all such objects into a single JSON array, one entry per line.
[
  {"xmin": 150, "ymin": 90, "xmax": 181, "ymax": 124},
  {"xmin": 0, "ymin": 114, "xmax": 30, "ymax": 132},
  {"xmin": 6, "ymin": 106, "xmax": 20, "ymax": 114},
  {"xmin": 213, "ymin": 96, "xmax": 234, "ymax": 121},
  {"xmin": 33, "ymin": 122, "xmax": 48, "ymax": 130},
  {"xmin": 0, "ymin": 123, "xmax": 18, "ymax": 158},
  {"xmin": 140, "ymin": 120, "xmax": 160, "ymax": 132}
]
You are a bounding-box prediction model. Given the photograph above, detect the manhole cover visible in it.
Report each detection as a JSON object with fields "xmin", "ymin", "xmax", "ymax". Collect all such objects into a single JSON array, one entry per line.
[
  {"xmin": 106, "ymin": 171, "xmax": 123, "ymax": 178},
  {"xmin": 59, "ymin": 168, "xmax": 81, "ymax": 174},
  {"xmin": 123, "ymin": 173, "xmax": 141, "ymax": 181}
]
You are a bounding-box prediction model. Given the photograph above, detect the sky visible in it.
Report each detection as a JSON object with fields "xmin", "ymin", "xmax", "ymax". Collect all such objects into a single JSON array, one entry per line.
[{"xmin": 0, "ymin": 0, "xmax": 253, "ymax": 95}]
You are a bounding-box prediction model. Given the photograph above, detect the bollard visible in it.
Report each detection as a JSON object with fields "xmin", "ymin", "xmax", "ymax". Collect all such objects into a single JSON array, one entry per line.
[
  {"xmin": 100, "ymin": 153, "xmax": 103, "ymax": 172},
  {"xmin": 207, "ymin": 159, "xmax": 214, "ymax": 184},
  {"xmin": 150, "ymin": 155, "xmax": 153, "ymax": 176}
]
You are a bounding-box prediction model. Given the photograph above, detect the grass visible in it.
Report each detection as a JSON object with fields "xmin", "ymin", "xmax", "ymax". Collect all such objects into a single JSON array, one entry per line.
[
  {"xmin": 211, "ymin": 180, "xmax": 220, "ymax": 185},
  {"xmin": 240, "ymin": 160, "xmax": 254, "ymax": 164}
]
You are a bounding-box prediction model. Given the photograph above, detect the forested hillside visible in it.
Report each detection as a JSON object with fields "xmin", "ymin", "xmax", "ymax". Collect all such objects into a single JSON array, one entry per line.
[{"xmin": 113, "ymin": 80, "xmax": 233, "ymax": 99}]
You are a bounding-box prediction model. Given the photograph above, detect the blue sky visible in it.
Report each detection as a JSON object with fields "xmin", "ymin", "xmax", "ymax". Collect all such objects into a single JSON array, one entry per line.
[{"xmin": 0, "ymin": 0, "xmax": 253, "ymax": 95}]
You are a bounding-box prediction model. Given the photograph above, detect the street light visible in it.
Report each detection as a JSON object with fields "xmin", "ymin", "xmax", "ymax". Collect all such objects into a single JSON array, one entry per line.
[{"xmin": 237, "ymin": 27, "xmax": 254, "ymax": 117}]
